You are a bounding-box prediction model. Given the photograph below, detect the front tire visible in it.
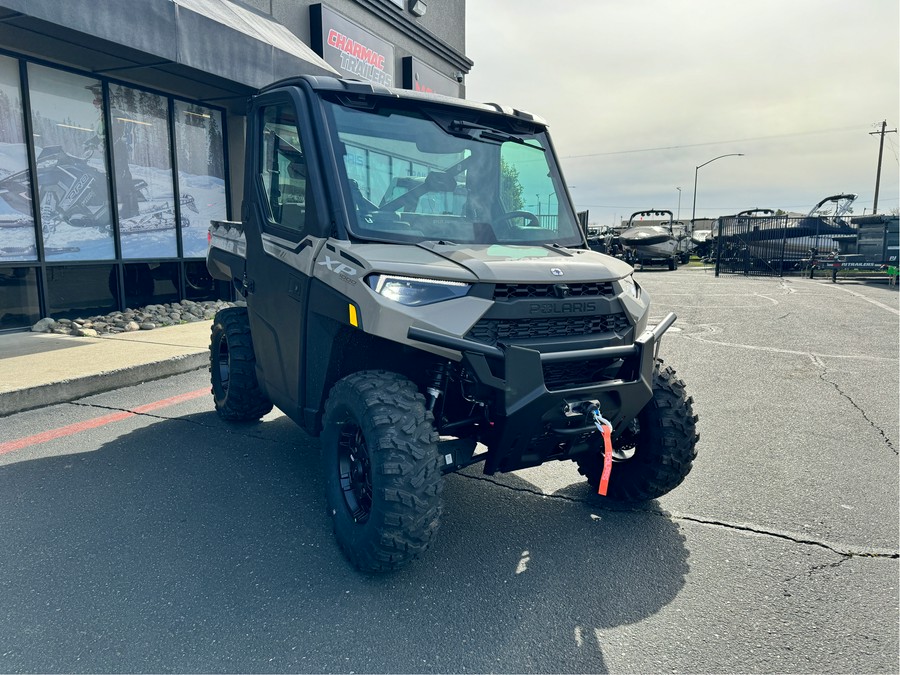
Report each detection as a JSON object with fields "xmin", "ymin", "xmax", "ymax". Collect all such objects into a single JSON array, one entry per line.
[
  {"xmin": 322, "ymin": 371, "xmax": 443, "ymax": 572},
  {"xmin": 209, "ymin": 307, "xmax": 273, "ymax": 422},
  {"xmin": 576, "ymin": 360, "xmax": 698, "ymax": 501}
]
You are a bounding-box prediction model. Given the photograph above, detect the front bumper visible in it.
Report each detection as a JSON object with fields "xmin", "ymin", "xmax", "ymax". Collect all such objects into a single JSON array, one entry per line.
[{"xmin": 408, "ymin": 312, "xmax": 675, "ymax": 473}]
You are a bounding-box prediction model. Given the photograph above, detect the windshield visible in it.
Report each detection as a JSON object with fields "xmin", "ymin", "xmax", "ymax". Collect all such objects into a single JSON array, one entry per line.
[{"xmin": 322, "ymin": 98, "xmax": 584, "ymax": 247}]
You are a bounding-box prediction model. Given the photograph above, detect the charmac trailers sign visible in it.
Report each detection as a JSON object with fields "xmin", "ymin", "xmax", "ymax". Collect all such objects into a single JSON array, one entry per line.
[{"xmin": 311, "ymin": 4, "xmax": 395, "ymax": 87}]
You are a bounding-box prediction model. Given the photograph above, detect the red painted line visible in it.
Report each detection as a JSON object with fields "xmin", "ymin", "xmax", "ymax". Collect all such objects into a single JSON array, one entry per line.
[{"xmin": 0, "ymin": 387, "xmax": 210, "ymax": 456}]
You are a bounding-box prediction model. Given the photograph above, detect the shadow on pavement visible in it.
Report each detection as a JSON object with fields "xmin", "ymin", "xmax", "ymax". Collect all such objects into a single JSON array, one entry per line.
[{"xmin": 0, "ymin": 411, "xmax": 689, "ymax": 673}]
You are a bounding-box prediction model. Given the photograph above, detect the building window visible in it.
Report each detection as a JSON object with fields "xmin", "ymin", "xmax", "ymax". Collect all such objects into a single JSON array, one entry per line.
[
  {"xmin": 45, "ymin": 264, "xmax": 116, "ymax": 319},
  {"xmin": 0, "ymin": 55, "xmax": 233, "ymax": 331},
  {"xmin": 174, "ymin": 101, "xmax": 226, "ymax": 258},
  {"xmin": 118, "ymin": 261, "xmax": 179, "ymax": 308},
  {"xmin": 184, "ymin": 260, "xmax": 218, "ymax": 301},
  {"xmin": 0, "ymin": 55, "xmax": 36, "ymax": 262},
  {"xmin": 27, "ymin": 64, "xmax": 115, "ymax": 261},
  {"xmin": 0, "ymin": 266, "xmax": 40, "ymax": 329},
  {"xmin": 110, "ymin": 84, "xmax": 178, "ymax": 260}
]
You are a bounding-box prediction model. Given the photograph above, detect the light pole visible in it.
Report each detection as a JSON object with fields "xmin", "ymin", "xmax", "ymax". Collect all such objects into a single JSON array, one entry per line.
[
  {"xmin": 675, "ymin": 187, "xmax": 682, "ymax": 220},
  {"xmin": 691, "ymin": 153, "xmax": 744, "ymax": 228}
]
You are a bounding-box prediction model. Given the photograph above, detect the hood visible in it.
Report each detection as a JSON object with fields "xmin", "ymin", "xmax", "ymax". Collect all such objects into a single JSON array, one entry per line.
[{"xmin": 348, "ymin": 242, "xmax": 632, "ymax": 282}]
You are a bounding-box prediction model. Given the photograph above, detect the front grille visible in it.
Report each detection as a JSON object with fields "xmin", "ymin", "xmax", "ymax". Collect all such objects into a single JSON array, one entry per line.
[
  {"xmin": 542, "ymin": 357, "xmax": 633, "ymax": 390},
  {"xmin": 493, "ymin": 282, "xmax": 616, "ymax": 301},
  {"xmin": 466, "ymin": 313, "xmax": 631, "ymax": 345}
]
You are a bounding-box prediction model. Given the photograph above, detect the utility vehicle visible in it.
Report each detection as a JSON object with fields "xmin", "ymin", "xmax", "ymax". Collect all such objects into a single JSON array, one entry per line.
[{"xmin": 206, "ymin": 75, "xmax": 699, "ymax": 571}]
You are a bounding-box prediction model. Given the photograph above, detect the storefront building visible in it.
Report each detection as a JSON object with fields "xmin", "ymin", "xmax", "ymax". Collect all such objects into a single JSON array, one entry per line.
[{"xmin": 0, "ymin": 0, "xmax": 470, "ymax": 331}]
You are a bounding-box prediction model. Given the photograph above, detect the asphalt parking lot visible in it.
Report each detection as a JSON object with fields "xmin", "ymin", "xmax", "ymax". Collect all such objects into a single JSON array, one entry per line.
[{"xmin": 0, "ymin": 266, "xmax": 897, "ymax": 673}]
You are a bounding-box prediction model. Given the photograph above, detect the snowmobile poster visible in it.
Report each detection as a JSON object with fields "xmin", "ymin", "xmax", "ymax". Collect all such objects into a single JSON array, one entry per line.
[{"xmin": 1, "ymin": 73, "xmax": 228, "ymax": 263}]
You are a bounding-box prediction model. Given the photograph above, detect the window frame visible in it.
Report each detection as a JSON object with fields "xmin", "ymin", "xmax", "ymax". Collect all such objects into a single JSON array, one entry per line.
[{"xmin": 255, "ymin": 93, "xmax": 324, "ymax": 243}]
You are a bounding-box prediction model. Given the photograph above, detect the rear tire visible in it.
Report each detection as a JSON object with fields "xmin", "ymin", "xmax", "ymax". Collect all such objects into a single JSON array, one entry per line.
[
  {"xmin": 321, "ymin": 371, "xmax": 443, "ymax": 572},
  {"xmin": 576, "ymin": 360, "xmax": 698, "ymax": 501},
  {"xmin": 209, "ymin": 307, "xmax": 273, "ymax": 422}
]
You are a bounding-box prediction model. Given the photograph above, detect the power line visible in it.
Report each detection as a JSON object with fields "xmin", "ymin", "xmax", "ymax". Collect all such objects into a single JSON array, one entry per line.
[
  {"xmin": 885, "ymin": 133, "xmax": 899, "ymax": 163},
  {"xmin": 561, "ymin": 125, "xmax": 866, "ymax": 159}
]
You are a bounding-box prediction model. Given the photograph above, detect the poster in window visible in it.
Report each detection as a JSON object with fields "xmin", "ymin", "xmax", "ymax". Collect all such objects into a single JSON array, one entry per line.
[
  {"xmin": 27, "ymin": 64, "xmax": 115, "ymax": 261},
  {"xmin": 0, "ymin": 55, "xmax": 37, "ymax": 262},
  {"xmin": 174, "ymin": 101, "xmax": 227, "ymax": 258},
  {"xmin": 110, "ymin": 84, "xmax": 178, "ymax": 259}
]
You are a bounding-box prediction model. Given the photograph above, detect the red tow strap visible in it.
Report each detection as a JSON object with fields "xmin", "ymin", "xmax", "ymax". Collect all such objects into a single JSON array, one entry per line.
[
  {"xmin": 598, "ymin": 423, "xmax": 613, "ymax": 496},
  {"xmin": 591, "ymin": 410, "xmax": 614, "ymax": 496}
]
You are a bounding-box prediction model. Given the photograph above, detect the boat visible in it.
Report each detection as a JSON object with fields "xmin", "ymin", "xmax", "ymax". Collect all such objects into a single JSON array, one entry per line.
[
  {"xmin": 712, "ymin": 195, "xmax": 859, "ymax": 271},
  {"xmin": 618, "ymin": 209, "xmax": 692, "ymax": 270}
]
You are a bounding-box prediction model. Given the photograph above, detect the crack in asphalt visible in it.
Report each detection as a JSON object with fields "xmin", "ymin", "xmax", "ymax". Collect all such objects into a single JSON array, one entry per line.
[
  {"xmin": 67, "ymin": 401, "xmax": 898, "ymax": 561},
  {"xmin": 459, "ymin": 473, "xmax": 899, "ymax": 560},
  {"xmin": 782, "ymin": 556, "xmax": 852, "ymax": 584},
  {"xmin": 809, "ymin": 354, "xmax": 898, "ymax": 455}
]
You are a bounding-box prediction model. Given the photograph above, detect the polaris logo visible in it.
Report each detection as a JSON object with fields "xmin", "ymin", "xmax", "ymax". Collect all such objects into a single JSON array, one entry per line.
[
  {"xmin": 529, "ymin": 302, "xmax": 596, "ymax": 315},
  {"xmin": 550, "ymin": 268, "xmax": 564, "ymax": 276}
]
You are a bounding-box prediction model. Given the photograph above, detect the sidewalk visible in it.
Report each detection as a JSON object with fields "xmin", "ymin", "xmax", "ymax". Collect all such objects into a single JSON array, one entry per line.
[{"xmin": 0, "ymin": 321, "xmax": 212, "ymax": 417}]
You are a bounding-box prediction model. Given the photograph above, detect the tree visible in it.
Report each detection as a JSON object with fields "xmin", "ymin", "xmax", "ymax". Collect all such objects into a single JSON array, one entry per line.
[{"xmin": 500, "ymin": 156, "xmax": 524, "ymax": 211}]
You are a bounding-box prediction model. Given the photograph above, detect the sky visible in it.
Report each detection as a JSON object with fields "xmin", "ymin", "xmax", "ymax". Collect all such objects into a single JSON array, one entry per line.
[{"xmin": 464, "ymin": 0, "xmax": 900, "ymax": 226}]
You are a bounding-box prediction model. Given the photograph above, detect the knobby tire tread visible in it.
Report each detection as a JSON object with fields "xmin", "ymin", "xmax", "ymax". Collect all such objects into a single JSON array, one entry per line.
[
  {"xmin": 323, "ymin": 370, "xmax": 443, "ymax": 572},
  {"xmin": 577, "ymin": 360, "xmax": 699, "ymax": 502},
  {"xmin": 209, "ymin": 307, "xmax": 273, "ymax": 422}
]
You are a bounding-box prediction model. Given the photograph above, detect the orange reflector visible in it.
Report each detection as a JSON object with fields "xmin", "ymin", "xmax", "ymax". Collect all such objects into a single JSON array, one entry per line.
[{"xmin": 349, "ymin": 304, "xmax": 359, "ymax": 327}]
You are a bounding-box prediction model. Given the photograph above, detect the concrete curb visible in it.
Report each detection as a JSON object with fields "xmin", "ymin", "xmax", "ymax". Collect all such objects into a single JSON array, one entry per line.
[{"xmin": 0, "ymin": 352, "xmax": 209, "ymax": 417}]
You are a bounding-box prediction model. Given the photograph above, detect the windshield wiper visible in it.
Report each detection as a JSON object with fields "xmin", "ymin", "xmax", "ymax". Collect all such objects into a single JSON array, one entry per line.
[{"xmin": 448, "ymin": 120, "xmax": 545, "ymax": 150}]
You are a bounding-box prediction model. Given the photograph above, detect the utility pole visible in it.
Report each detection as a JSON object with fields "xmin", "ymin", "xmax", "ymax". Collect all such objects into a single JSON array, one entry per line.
[{"xmin": 869, "ymin": 120, "xmax": 897, "ymax": 214}]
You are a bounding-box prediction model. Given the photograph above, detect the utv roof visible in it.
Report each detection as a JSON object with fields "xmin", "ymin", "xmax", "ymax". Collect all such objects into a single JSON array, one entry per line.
[{"xmin": 260, "ymin": 75, "xmax": 548, "ymax": 127}]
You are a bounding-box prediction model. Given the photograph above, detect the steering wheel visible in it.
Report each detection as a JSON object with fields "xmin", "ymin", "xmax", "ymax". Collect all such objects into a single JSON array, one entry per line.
[{"xmin": 495, "ymin": 210, "xmax": 541, "ymax": 229}]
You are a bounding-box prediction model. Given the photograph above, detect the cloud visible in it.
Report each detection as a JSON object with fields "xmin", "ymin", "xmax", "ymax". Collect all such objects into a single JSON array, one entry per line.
[{"xmin": 465, "ymin": 0, "xmax": 900, "ymax": 222}]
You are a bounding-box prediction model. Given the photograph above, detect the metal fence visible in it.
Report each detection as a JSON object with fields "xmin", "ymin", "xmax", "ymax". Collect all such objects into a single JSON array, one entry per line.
[{"xmin": 713, "ymin": 213, "xmax": 858, "ymax": 277}]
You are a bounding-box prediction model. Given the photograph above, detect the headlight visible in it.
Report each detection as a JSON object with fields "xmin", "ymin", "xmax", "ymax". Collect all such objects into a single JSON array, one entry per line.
[
  {"xmin": 619, "ymin": 274, "xmax": 640, "ymax": 299},
  {"xmin": 368, "ymin": 274, "xmax": 471, "ymax": 306}
]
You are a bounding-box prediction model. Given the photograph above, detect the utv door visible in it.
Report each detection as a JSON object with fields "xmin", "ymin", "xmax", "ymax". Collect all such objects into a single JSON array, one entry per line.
[{"xmin": 242, "ymin": 90, "xmax": 328, "ymax": 423}]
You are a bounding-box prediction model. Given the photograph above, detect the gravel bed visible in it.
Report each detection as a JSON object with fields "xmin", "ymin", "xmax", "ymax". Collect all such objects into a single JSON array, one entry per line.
[{"xmin": 30, "ymin": 299, "xmax": 240, "ymax": 337}]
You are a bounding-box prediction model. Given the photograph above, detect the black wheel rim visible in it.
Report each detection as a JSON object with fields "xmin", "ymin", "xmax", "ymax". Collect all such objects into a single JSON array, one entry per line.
[
  {"xmin": 216, "ymin": 339, "xmax": 230, "ymax": 393},
  {"xmin": 337, "ymin": 423, "xmax": 372, "ymax": 523}
]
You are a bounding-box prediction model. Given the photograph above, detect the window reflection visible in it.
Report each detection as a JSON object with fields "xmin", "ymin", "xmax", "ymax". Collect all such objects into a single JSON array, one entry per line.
[
  {"xmin": 120, "ymin": 262, "xmax": 179, "ymax": 307},
  {"xmin": 0, "ymin": 55, "xmax": 37, "ymax": 262},
  {"xmin": 27, "ymin": 65, "xmax": 114, "ymax": 261},
  {"xmin": 184, "ymin": 260, "xmax": 218, "ymax": 301},
  {"xmin": 0, "ymin": 266, "xmax": 40, "ymax": 328},
  {"xmin": 46, "ymin": 264, "xmax": 116, "ymax": 319},
  {"xmin": 174, "ymin": 101, "xmax": 226, "ymax": 258}
]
